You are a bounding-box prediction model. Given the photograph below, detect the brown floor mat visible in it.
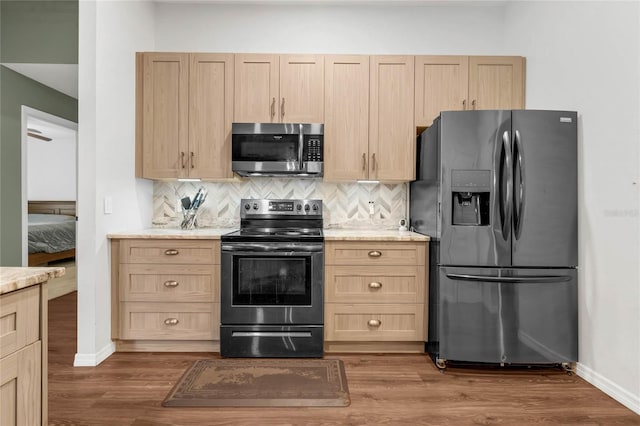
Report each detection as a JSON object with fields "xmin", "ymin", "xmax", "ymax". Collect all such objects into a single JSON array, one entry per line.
[{"xmin": 162, "ymin": 358, "xmax": 350, "ymax": 407}]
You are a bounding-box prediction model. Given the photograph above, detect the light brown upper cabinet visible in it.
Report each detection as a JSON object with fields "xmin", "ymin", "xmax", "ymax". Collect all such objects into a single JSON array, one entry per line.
[
  {"xmin": 415, "ymin": 55, "xmax": 525, "ymax": 127},
  {"xmin": 324, "ymin": 55, "xmax": 415, "ymax": 182},
  {"xmin": 324, "ymin": 55, "xmax": 370, "ymax": 181},
  {"xmin": 234, "ymin": 54, "xmax": 324, "ymax": 123},
  {"xmin": 136, "ymin": 52, "xmax": 234, "ymax": 179},
  {"xmin": 370, "ymin": 55, "xmax": 415, "ymax": 182}
]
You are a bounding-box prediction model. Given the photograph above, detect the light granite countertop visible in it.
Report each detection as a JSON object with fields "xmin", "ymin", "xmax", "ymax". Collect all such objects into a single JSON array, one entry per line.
[
  {"xmin": 324, "ymin": 229, "xmax": 429, "ymax": 241},
  {"xmin": 108, "ymin": 227, "xmax": 430, "ymax": 242},
  {"xmin": 0, "ymin": 267, "xmax": 66, "ymax": 295},
  {"xmin": 107, "ymin": 228, "xmax": 237, "ymax": 239}
]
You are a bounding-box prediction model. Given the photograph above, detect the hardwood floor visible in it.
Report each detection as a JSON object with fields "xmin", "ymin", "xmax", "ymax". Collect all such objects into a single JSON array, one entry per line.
[{"xmin": 48, "ymin": 292, "xmax": 639, "ymax": 426}]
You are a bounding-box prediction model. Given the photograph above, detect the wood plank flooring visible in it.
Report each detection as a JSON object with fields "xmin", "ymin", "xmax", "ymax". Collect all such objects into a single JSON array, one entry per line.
[{"xmin": 48, "ymin": 292, "xmax": 639, "ymax": 425}]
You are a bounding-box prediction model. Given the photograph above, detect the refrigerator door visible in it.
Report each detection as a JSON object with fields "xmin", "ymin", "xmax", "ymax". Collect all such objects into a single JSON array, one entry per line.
[
  {"xmin": 438, "ymin": 266, "xmax": 578, "ymax": 364},
  {"xmin": 511, "ymin": 110, "xmax": 578, "ymax": 267},
  {"xmin": 439, "ymin": 111, "xmax": 512, "ymax": 267}
]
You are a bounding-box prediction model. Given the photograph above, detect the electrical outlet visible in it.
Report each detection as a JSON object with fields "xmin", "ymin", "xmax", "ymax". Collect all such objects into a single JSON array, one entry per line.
[{"xmin": 368, "ymin": 201, "xmax": 375, "ymax": 215}]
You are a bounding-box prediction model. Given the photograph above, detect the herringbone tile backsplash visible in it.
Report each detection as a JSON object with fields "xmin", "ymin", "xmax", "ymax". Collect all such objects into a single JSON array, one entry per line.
[{"xmin": 153, "ymin": 179, "xmax": 408, "ymax": 229}]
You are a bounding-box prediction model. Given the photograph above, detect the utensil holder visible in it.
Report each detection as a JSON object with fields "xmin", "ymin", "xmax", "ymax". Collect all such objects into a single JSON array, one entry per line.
[{"xmin": 181, "ymin": 209, "xmax": 199, "ymax": 230}]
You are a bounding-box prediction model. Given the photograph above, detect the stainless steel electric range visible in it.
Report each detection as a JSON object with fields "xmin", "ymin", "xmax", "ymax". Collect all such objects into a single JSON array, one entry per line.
[{"xmin": 220, "ymin": 199, "xmax": 324, "ymax": 358}]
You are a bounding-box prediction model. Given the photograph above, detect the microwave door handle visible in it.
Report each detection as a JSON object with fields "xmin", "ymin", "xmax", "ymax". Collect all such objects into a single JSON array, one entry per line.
[{"xmin": 298, "ymin": 123, "xmax": 304, "ymax": 169}]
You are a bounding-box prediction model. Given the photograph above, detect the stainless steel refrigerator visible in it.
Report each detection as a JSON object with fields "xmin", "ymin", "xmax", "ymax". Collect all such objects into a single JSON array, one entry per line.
[{"xmin": 410, "ymin": 110, "xmax": 578, "ymax": 367}]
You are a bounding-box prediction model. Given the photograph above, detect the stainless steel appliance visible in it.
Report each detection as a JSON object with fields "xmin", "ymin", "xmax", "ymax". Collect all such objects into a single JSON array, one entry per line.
[
  {"xmin": 410, "ymin": 110, "xmax": 578, "ymax": 368},
  {"xmin": 232, "ymin": 123, "xmax": 323, "ymax": 177},
  {"xmin": 220, "ymin": 199, "xmax": 324, "ymax": 357}
]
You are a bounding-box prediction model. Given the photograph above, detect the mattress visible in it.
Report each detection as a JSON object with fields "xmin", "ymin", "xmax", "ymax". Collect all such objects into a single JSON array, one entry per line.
[{"xmin": 28, "ymin": 213, "xmax": 76, "ymax": 254}]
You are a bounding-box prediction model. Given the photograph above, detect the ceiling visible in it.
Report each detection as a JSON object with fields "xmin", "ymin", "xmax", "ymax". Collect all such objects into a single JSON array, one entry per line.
[
  {"xmin": 2, "ymin": 63, "xmax": 78, "ymax": 99},
  {"xmin": 27, "ymin": 116, "xmax": 77, "ymax": 143}
]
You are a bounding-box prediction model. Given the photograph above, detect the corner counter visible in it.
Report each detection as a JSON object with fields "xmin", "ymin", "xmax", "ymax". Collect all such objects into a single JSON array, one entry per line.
[
  {"xmin": 1, "ymin": 266, "xmax": 64, "ymax": 426},
  {"xmin": 324, "ymin": 229, "xmax": 430, "ymax": 242}
]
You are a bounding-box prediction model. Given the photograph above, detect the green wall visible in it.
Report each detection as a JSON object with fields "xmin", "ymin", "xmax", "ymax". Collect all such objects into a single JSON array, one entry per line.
[
  {"xmin": 1, "ymin": 0, "xmax": 78, "ymax": 64},
  {"xmin": 0, "ymin": 0, "xmax": 78, "ymax": 265}
]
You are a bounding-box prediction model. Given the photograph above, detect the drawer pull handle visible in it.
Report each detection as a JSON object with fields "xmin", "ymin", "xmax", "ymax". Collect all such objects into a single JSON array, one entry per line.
[
  {"xmin": 368, "ymin": 282, "xmax": 382, "ymax": 289},
  {"xmin": 164, "ymin": 249, "xmax": 179, "ymax": 256},
  {"xmin": 368, "ymin": 319, "xmax": 382, "ymax": 327},
  {"xmin": 164, "ymin": 280, "xmax": 179, "ymax": 288},
  {"xmin": 164, "ymin": 318, "xmax": 179, "ymax": 326},
  {"xmin": 368, "ymin": 250, "xmax": 382, "ymax": 258}
]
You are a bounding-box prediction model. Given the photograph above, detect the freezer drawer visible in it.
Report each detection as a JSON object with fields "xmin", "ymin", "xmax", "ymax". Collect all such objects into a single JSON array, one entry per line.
[{"xmin": 438, "ymin": 266, "xmax": 577, "ymax": 364}]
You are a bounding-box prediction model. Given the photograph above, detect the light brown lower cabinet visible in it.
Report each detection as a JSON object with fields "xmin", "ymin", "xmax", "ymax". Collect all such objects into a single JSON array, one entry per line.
[
  {"xmin": 324, "ymin": 240, "xmax": 428, "ymax": 353},
  {"xmin": 111, "ymin": 239, "xmax": 220, "ymax": 352},
  {"xmin": 0, "ymin": 284, "xmax": 47, "ymax": 426}
]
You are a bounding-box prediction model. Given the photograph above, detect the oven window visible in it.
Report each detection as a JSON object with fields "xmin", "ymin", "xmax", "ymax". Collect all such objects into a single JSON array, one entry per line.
[
  {"xmin": 233, "ymin": 256, "xmax": 311, "ymax": 305},
  {"xmin": 232, "ymin": 135, "xmax": 298, "ymax": 162}
]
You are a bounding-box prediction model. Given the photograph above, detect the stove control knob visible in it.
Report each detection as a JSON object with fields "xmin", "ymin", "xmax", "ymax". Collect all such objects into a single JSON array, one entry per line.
[
  {"xmin": 252, "ymin": 203, "xmax": 258, "ymax": 210},
  {"xmin": 312, "ymin": 204, "xmax": 319, "ymax": 211},
  {"xmin": 304, "ymin": 204, "xmax": 310, "ymax": 212},
  {"xmin": 244, "ymin": 203, "xmax": 251, "ymax": 211},
  {"xmin": 296, "ymin": 203, "xmax": 302, "ymax": 211}
]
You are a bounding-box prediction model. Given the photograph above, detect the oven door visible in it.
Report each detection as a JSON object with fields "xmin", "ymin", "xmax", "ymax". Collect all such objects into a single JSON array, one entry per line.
[{"xmin": 221, "ymin": 242, "xmax": 324, "ymax": 326}]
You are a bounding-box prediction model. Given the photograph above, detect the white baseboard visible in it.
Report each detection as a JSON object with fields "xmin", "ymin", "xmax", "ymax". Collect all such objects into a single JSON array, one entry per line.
[
  {"xmin": 73, "ymin": 342, "xmax": 116, "ymax": 367},
  {"xmin": 577, "ymin": 362, "xmax": 640, "ymax": 415}
]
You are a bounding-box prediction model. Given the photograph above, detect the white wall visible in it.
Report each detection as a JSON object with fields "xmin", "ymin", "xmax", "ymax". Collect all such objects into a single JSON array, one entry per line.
[
  {"xmin": 154, "ymin": 3, "xmax": 507, "ymax": 53},
  {"xmin": 27, "ymin": 133, "xmax": 76, "ymax": 201},
  {"xmin": 505, "ymin": 1, "xmax": 640, "ymax": 414},
  {"xmin": 76, "ymin": 0, "xmax": 155, "ymax": 366}
]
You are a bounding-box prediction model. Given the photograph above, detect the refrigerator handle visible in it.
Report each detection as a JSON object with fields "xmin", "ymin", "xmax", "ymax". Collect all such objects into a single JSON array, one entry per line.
[
  {"xmin": 513, "ymin": 130, "xmax": 525, "ymax": 240},
  {"xmin": 500, "ymin": 130, "xmax": 513, "ymax": 240},
  {"xmin": 446, "ymin": 273, "xmax": 572, "ymax": 284}
]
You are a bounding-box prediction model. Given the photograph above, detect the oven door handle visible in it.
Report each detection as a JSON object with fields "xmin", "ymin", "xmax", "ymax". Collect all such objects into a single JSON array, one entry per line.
[{"xmin": 222, "ymin": 243, "xmax": 323, "ymax": 253}]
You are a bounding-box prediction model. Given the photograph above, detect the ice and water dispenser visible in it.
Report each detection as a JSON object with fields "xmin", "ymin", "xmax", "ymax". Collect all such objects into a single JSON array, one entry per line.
[{"xmin": 451, "ymin": 170, "xmax": 490, "ymax": 226}]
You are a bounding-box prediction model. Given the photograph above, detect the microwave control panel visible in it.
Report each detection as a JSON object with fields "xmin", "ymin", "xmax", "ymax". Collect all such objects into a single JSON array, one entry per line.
[{"xmin": 303, "ymin": 136, "xmax": 323, "ymax": 162}]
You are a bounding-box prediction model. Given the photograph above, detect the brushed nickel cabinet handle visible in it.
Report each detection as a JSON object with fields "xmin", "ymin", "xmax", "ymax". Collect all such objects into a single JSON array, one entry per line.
[
  {"xmin": 164, "ymin": 280, "xmax": 179, "ymax": 288},
  {"xmin": 368, "ymin": 250, "xmax": 382, "ymax": 258},
  {"xmin": 368, "ymin": 319, "xmax": 381, "ymax": 327},
  {"xmin": 472, "ymin": 99, "xmax": 476, "ymax": 110},
  {"xmin": 371, "ymin": 153, "xmax": 376, "ymax": 171},
  {"xmin": 190, "ymin": 152, "xmax": 195, "ymax": 168},
  {"xmin": 362, "ymin": 153, "xmax": 367, "ymax": 171},
  {"xmin": 164, "ymin": 318, "xmax": 179, "ymax": 326},
  {"xmin": 368, "ymin": 282, "xmax": 382, "ymax": 289},
  {"xmin": 462, "ymin": 99, "xmax": 467, "ymax": 110},
  {"xmin": 281, "ymin": 97, "xmax": 285, "ymax": 118},
  {"xmin": 180, "ymin": 152, "xmax": 186, "ymax": 169},
  {"xmin": 164, "ymin": 249, "xmax": 179, "ymax": 256},
  {"xmin": 271, "ymin": 97, "xmax": 275, "ymax": 118}
]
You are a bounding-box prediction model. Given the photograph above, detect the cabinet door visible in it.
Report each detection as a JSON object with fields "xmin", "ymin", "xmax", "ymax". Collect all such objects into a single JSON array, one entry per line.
[
  {"xmin": 234, "ymin": 54, "xmax": 279, "ymax": 123},
  {"xmin": 324, "ymin": 55, "xmax": 370, "ymax": 181},
  {"xmin": 279, "ymin": 55, "xmax": 324, "ymax": 123},
  {"xmin": 140, "ymin": 52, "xmax": 189, "ymax": 179},
  {"xmin": 468, "ymin": 56, "xmax": 525, "ymax": 110},
  {"xmin": 0, "ymin": 342, "xmax": 41, "ymax": 426},
  {"xmin": 189, "ymin": 53, "xmax": 234, "ymax": 179},
  {"xmin": 415, "ymin": 55, "xmax": 469, "ymax": 127},
  {"xmin": 369, "ymin": 55, "xmax": 415, "ymax": 181}
]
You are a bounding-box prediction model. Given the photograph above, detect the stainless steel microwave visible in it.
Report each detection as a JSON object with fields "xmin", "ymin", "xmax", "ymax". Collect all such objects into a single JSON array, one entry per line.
[{"xmin": 231, "ymin": 123, "xmax": 323, "ymax": 177}]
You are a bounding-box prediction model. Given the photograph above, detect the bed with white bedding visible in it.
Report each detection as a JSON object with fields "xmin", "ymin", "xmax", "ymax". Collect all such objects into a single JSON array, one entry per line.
[{"xmin": 28, "ymin": 201, "xmax": 76, "ymax": 266}]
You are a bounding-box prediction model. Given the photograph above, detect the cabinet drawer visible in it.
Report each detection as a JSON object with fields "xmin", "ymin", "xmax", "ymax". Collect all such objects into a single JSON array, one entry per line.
[
  {"xmin": 325, "ymin": 241, "xmax": 425, "ymax": 266},
  {"xmin": 120, "ymin": 240, "xmax": 220, "ymax": 264},
  {"xmin": 120, "ymin": 302, "xmax": 219, "ymax": 340},
  {"xmin": 119, "ymin": 264, "xmax": 219, "ymax": 302},
  {"xmin": 325, "ymin": 265, "xmax": 425, "ymax": 304},
  {"xmin": 325, "ymin": 303, "xmax": 425, "ymax": 342},
  {"xmin": 0, "ymin": 286, "xmax": 40, "ymax": 358}
]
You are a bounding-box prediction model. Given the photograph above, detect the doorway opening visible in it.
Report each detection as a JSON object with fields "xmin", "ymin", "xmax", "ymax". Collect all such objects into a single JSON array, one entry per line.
[{"xmin": 21, "ymin": 106, "xmax": 78, "ymax": 300}]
